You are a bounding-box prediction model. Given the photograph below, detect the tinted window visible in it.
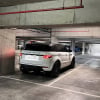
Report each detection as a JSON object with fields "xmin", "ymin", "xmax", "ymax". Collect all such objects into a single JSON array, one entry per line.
[
  {"xmin": 65, "ymin": 46, "xmax": 72, "ymax": 52},
  {"xmin": 25, "ymin": 43, "xmax": 71, "ymax": 52},
  {"xmin": 25, "ymin": 43, "xmax": 51, "ymax": 51},
  {"xmin": 51, "ymin": 44, "xmax": 65, "ymax": 52}
]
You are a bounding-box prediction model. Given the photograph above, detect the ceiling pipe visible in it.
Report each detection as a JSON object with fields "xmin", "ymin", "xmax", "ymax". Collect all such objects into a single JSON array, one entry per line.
[
  {"xmin": 80, "ymin": 0, "xmax": 83, "ymax": 7},
  {"xmin": 0, "ymin": 0, "xmax": 84, "ymax": 15}
]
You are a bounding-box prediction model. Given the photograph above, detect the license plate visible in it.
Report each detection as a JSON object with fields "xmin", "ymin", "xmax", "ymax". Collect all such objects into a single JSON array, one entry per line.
[{"xmin": 25, "ymin": 55, "xmax": 39, "ymax": 61}]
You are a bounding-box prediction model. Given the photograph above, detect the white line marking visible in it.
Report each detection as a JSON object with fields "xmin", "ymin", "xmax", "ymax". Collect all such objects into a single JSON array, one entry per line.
[
  {"xmin": 0, "ymin": 76, "xmax": 100, "ymax": 98},
  {"xmin": 77, "ymin": 59, "xmax": 93, "ymax": 66},
  {"xmin": 48, "ymin": 67, "xmax": 80, "ymax": 86},
  {"xmin": 92, "ymin": 59, "xmax": 100, "ymax": 61},
  {"xmin": 83, "ymin": 59, "xmax": 93, "ymax": 65},
  {"xmin": 49, "ymin": 85, "xmax": 100, "ymax": 98},
  {"xmin": 0, "ymin": 76, "xmax": 47, "ymax": 87}
]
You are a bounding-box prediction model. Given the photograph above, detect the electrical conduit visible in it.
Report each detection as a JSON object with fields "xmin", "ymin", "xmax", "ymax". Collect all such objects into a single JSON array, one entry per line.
[{"xmin": 0, "ymin": 0, "xmax": 84, "ymax": 15}]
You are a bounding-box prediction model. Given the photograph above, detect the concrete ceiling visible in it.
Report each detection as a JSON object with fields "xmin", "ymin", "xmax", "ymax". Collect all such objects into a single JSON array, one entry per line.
[
  {"xmin": 16, "ymin": 36, "xmax": 100, "ymax": 44},
  {"xmin": 0, "ymin": 0, "xmax": 54, "ymax": 7}
]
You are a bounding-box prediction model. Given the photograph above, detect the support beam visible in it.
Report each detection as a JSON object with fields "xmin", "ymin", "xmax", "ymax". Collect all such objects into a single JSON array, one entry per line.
[
  {"xmin": 50, "ymin": 30, "xmax": 58, "ymax": 44},
  {"xmin": 0, "ymin": 29, "xmax": 15, "ymax": 75},
  {"xmin": 82, "ymin": 42, "xmax": 85, "ymax": 55},
  {"xmin": 71, "ymin": 40, "xmax": 75, "ymax": 56}
]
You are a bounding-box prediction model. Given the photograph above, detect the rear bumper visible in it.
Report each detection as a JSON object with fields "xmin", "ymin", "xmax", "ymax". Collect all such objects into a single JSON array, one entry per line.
[
  {"xmin": 20, "ymin": 64, "xmax": 43, "ymax": 71},
  {"xmin": 20, "ymin": 64, "xmax": 52, "ymax": 71}
]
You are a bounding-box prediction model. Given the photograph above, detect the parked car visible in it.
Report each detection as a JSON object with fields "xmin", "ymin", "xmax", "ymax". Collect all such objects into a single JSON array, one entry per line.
[
  {"xmin": 75, "ymin": 46, "xmax": 82, "ymax": 52},
  {"xmin": 19, "ymin": 42, "xmax": 75, "ymax": 77}
]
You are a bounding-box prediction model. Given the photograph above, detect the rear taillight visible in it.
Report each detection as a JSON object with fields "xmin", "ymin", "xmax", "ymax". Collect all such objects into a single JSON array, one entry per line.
[
  {"xmin": 20, "ymin": 53, "xmax": 22, "ymax": 56},
  {"xmin": 43, "ymin": 55, "xmax": 52, "ymax": 59}
]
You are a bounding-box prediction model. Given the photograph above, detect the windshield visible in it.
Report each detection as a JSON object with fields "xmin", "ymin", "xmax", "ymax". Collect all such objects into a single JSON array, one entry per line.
[
  {"xmin": 25, "ymin": 43, "xmax": 71, "ymax": 52},
  {"xmin": 25, "ymin": 43, "xmax": 51, "ymax": 51}
]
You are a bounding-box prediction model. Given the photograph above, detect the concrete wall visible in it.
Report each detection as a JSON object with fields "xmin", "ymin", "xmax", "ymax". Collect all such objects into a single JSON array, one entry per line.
[
  {"xmin": 0, "ymin": 29, "xmax": 15, "ymax": 75},
  {"xmin": 0, "ymin": 0, "xmax": 100, "ymax": 26},
  {"xmin": 88, "ymin": 44, "xmax": 100, "ymax": 56}
]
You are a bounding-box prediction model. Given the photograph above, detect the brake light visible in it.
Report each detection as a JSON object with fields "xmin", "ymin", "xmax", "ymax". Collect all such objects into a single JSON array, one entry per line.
[
  {"xmin": 20, "ymin": 53, "xmax": 22, "ymax": 56},
  {"xmin": 43, "ymin": 55, "xmax": 52, "ymax": 59}
]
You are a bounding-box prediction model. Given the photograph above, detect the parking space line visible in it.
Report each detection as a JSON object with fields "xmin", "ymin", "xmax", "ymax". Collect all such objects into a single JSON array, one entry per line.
[
  {"xmin": 78, "ymin": 59, "xmax": 93, "ymax": 66},
  {"xmin": 49, "ymin": 85, "xmax": 100, "ymax": 98},
  {"xmin": 0, "ymin": 76, "xmax": 48, "ymax": 87},
  {"xmin": 0, "ymin": 76, "xmax": 100, "ymax": 98},
  {"xmin": 48, "ymin": 67, "xmax": 80, "ymax": 86},
  {"xmin": 92, "ymin": 59, "xmax": 100, "ymax": 61},
  {"xmin": 83, "ymin": 59, "xmax": 93, "ymax": 65}
]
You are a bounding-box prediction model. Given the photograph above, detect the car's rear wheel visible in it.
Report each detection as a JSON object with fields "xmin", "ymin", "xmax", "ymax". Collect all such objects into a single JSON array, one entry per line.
[
  {"xmin": 20, "ymin": 65, "xmax": 29, "ymax": 74},
  {"xmin": 50, "ymin": 61, "xmax": 60, "ymax": 77},
  {"xmin": 70, "ymin": 57, "xmax": 75, "ymax": 68}
]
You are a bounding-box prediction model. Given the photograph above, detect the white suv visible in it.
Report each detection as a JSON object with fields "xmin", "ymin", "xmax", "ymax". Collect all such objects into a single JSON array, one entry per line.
[{"xmin": 19, "ymin": 42, "xmax": 75, "ymax": 77}]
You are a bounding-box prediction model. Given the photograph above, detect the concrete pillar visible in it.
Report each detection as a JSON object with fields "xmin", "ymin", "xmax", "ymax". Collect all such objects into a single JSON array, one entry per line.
[
  {"xmin": 0, "ymin": 29, "xmax": 15, "ymax": 75},
  {"xmin": 82, "ymin": 42, "xmax": 85, "ymax": 55},
  {"xmin": 16, "ymin": 39, "xmax": 18, "ymax": 49},
  {"xmin": 51, "ymin": 37, "xmax": 58, "ymax": 44},
  {"xmin": 23, "ymin": 40, "xmax": 26, "ymax": 49},
  {"xmin": 50, "ymin": 31, "xmax": 58, "ymax": 44},
  {"xmin": 71, "ymin": 40, "xmax": 75, "ymax": 56}
]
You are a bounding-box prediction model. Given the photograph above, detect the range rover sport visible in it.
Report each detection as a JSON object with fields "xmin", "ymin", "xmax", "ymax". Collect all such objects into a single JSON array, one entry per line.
[{"xmin": 19, "ymin": 42, "xmax": 75, "ymax": 77}]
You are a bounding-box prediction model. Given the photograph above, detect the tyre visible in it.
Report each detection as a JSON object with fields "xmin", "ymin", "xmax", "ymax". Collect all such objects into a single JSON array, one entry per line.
[
  {"xmin": 70, "ymin": 57, "xmax": 75, "ymax": 68},
  {"xmin": 20, "ymin": 65, "xmax": 29, "ymax": 74},
  {"xmin": 50, "ymin": 61, "xmax": 60, "ymax": 77}
]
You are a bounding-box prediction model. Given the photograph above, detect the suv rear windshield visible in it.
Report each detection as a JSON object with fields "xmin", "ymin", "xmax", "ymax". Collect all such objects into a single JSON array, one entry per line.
[
  {"xmin": 25, "ymin": 43, "xmax": 51, "ymax": 51},
  {"xmin": 25, "ymin": 43, "xmax": 71, "ymax": 52}
]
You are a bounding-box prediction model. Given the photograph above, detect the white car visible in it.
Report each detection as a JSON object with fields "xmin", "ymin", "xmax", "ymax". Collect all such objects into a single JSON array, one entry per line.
[{"xmin": 19, "ymin": 42, "xmax": 75, "ymax": 77}]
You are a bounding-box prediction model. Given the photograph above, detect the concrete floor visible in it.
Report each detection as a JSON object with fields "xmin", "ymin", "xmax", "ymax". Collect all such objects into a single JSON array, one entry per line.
[{"xmin": 0, "ymin": 54, "xmax": 100, "ymax": 100}]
